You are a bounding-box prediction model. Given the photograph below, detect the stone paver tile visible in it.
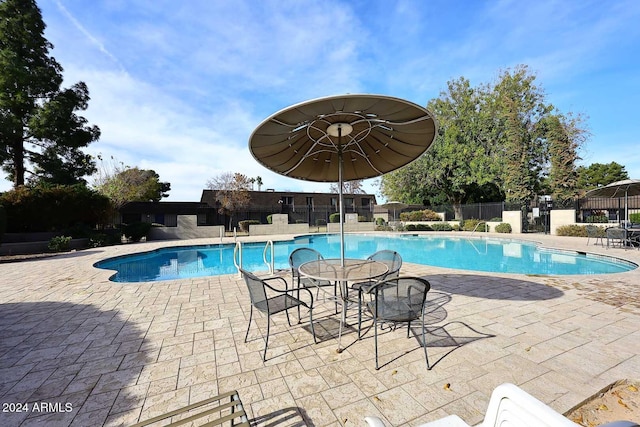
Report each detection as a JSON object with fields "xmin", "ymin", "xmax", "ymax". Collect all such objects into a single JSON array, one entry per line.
[
  {"xmin": 177, "ymin": 360, "xmax": 218, "ymax": 388},
  {"xmin": 76, "ymin": 355, "xmax": 124, "ymax": 379},
  {"xmin": 297, "ymin": 394, "xmax": 338, "ymax": 426},
  {"xmin": 373, "ymin": 386, "xmax": 428, "ymax": 426},
  {"xmin": 137, "ymin": 359, "xmax": 181, "ymax": 384},
  {"xmin": 29, "ymin": 373, "xmax": 76, "ymax": 400},
  {"xmin": 77, "ymin": 389, "xmax": 119, "ymax": 414},
  {"xmin": 103, "ymin": 407, "xmax": 142, "ymax": 427},
  {"xmin": 93, "ymin": 366, "xmax": 143, "ymax": 394},
  {"xmin": 249, "ymin": 393, "xmax": 305, "ymax": 427},
  {"xmin": 69, "ymin": 407, "xmax": 110, "ymax": 427},
  {"xmin": 259, "ymin": 377, "xmax": 289, "ymax": 399},
  {"xmin": 7, "ymin": 368, "xmax": 54, "ymax": 395},
  {"xmin": 216, "ymin": 371, "xmax": 258, "ymax": 391},
  {"xmin": 348, "ymin": 368, "xmax": 388, "ymax": 396},
  {"xmin": 138, "ymin": 387, "xmax": 190, "ymax": 421},
  {"xmin": 322, "ymin": 381, "xmax": 367, "ymax": 410},
  {"xmin": 284, "ymin": 369, "xmax": 330, "ymax": 399},
  {"xmin": 108, "ymin": 383, "xmax": 149, "ymax": 415}
]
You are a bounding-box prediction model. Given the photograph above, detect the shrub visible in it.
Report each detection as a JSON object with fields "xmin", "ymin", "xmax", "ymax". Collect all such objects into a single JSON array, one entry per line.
[
  {"xmin": 315, "ymin": 219, "xmax": 326, "ymax": 226},
  {"xmin": 399, "ymin": 209, "xmax": 441, "ymax": 221},
  {"xmin": 556, "ymin": 224, "xmax": 588, "ymax": 237},
  {"xmin": 462, "ymin": 219, "xmax": 487, "ymax": 232},
  {"xmin": 358, "ymin": 215, "xmax": 368, "ymax": 222},
  {"xmin": 375, "ymin": 224, "xmax": 393, "ymax": 231},
  {"xmin": 329, "ymin": 213, "xmax": 341, "ymax": 223},
  {"xmin": 586, "ymin": 215, "xmax": 608, "ymax": 223},
  {"xmin": 0, "ymin": 184, "xmax": 113, "ymax": 232},
  {"xmin": 266, "ymin": 214, "xmax": 273, "ymax": 224},
  {"xmin": 430, "ymin": 222, "xmax": 453, "ymax": 231},
  {"xmin": 48, "ymin": 235, "xmax": 71, "ymax": 252},
  {"xmin": 89, "ymin": 229, "xmax": 123, "ymax": 247},
  {"xmin": 239, "ymin": 220, "xmax": 260, "ymax": 232},
  {"xmin": 495, "ymin": 223, "xmax": 512, "ymax": 233},
  {"xmin": 630, "ymin": 213, "xmax": 640, "ymax": 224},
  {"xmin": 406, "ymin": 224, "xmax": 416, "ymax": 231},
  {"xmin": 489, "ymin": 217, "xmax": 503, "ymax": 222},
  {"xmin": 122, "ymin": 222, "xmax": 152, "ymax": 242},
  {"xmin": 416, "ymin": 223, "xmax": 433, "ymax": 231},
  {"xmin": 375, "ymin": 217, "xmax": 385, "ymax": 226},
  {"xmin": 295, "ymin": 219, "xmax": 307, "ymax": 224}
]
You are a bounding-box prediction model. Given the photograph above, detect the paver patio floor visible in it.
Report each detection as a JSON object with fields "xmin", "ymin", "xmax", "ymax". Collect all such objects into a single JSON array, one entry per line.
[{"xmin": 1, "ymin": 233, "xmax": 639, "ymax": 426}]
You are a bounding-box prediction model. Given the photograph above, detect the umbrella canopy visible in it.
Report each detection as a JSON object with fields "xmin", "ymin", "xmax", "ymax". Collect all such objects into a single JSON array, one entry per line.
[
  {"xmin": 249, "ymin": 94, "xmax": 438, "ymax": 264},
  {"xmin": 379, "ymin": 201, "xmax": 409, "ymax": 221},
  {"xmin": 585, "ymin": 179, "xmax": 640, "ymax": 225}
]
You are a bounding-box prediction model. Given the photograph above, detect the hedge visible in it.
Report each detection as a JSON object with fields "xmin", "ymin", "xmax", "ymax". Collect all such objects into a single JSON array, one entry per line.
[
  {"xmin": 0, "ymin": 185, "xmax": 113, "ymax": 232},
  {"xmin": 430, "ymin": 223, "xmax": 453, "ymax": 231},
  {"xmin": 495, "ymin": 223, "xmax": 512, "ymax": 233},
  {"xmin": 329, "ymin": 213, "xmax": 341, "ymax": 223},
  {"xmin": 399, "ymin": 209, "xmax": 441, "ymax": 221},
  {"xmin": 239, "ymin": 220, "xmax": 260, "ymax": 232},
  {"xmin": 122, "ymin": 222, "xmax": 153, "ymax": 242},
  {"xmin": 462, "ymin": 219, "xmax": 488, "ymax": 232}
]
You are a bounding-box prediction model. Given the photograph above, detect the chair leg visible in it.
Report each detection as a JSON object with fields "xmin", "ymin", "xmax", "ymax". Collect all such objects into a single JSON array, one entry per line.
[
  {"xmin": 244, "ymin": 306, "xmax": 254, "ymax": 343},
  {"xmin": 422, "ymin": 312, "xmax": 431, "ymax": 370},
  {"xmin": 374, "ymin": 314, "xmax": 380, "ymax": 370},
  {"xmin": 357, "ymin": 289, "xmax": 363, "ymax": 339},
  {"xmin": 309, "ymin": 307, "xmax": 317, "ymax": 344},
  {"xmin": 263, "ymin": 315, "xmax": 271, "ymax": 361}
]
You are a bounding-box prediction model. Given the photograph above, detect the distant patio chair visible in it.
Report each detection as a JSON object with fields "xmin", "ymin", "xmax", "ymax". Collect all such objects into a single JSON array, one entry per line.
[
  {"xmin": 606, "ymin": 227, "xmax": 627, "ymax": 249},
  {"xmin": 585, "ymin": 225, "xmax": 604, "ymax": 246},
  {"xmin": 240, "ymin": 268, "xmax": 316, "ymax": 361},
  {"xmin": 289, "ymin": 247, "xmax": 337, "ymax": 313},
  {"xmin": 132, "ymin": 389, "xmax": 249, "ymax": 427},
  {"xmin": 364, "ymin": 276, "xmax": 431, "ymax": 370},
  {"xmin": 351, "ymin": 250, "xmax": 403, "ymax": 337}
]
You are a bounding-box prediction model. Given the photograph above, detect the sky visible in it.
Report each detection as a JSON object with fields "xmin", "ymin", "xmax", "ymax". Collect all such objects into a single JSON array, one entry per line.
[{"xmin": 3, "ymin": 0, "xmax": 639, "ymax": 202}]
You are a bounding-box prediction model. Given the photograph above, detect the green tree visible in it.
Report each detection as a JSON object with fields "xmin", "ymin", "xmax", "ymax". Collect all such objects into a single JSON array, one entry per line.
[
  {"xmin": 256, "ymin": 176, "xmax": 263, "ymax": 191},
  {"xmin": 330, "ymin": 179, "xmax": 366, "ymax": 194},
  {"xmin": 94, "ymin": 157, "xmax": 170, "ymax": 208},
  {"xmin": 576, "ymin": 162, "xmax": 629, "ymax": 190},
  {"xmin": 540, "ymin": 114, "xmax": 586, "ymax": 201},
  {"xmin": 206, "ymin": 172, "xmax": 252, "ymax": 230},
  {"xmin": 0, "ymin": 0, "xmax": 100, "ymax": 187}
]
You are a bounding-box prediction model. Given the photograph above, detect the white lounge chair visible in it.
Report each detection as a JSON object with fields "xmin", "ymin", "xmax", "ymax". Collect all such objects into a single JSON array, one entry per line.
[{"xmin": 364, "ymin": 383, "xmax": 581, "ymax": 427}]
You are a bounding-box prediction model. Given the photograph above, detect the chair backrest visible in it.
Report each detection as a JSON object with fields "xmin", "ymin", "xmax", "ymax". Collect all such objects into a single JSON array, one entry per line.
[
  {"xmin": 585, "ymin": 225, "xmax": 600, "ymax": 237},
  {"xmin": 368, "ymin": 250, "xmax": 402, "ymax": 279},
  {"xmin": 240, "ymin": 269, "xmax": 268, "ymax": 307},
  {"xmin": 371, "ymin": 276, "xmax": 430, "ymax": 322},
  {"xmin": 289, "ymin": 248, "xmax": 324, "ymax": 278},
  {"xmin": 606, "ymin": 227, "xmax": 626, "ymax": 239},
  {"xmin": 481, "ymin": 383, "xmax": 580, "ymax": 426}
]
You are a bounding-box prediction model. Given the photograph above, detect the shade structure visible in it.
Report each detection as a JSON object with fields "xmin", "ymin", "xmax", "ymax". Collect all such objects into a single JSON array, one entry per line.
[
  {"xmin": 585, "ymin": 179, "xmax": 640, "ymax": 225},
  {"xmin": 380, "ymin": 201, "xmax": 408, "ymax": 221},
  {"xmin": 249, "ymin": 94, "xmax": 438, "ymax": 264}
]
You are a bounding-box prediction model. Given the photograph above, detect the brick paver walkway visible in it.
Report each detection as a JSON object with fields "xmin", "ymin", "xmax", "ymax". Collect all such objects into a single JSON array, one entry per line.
[{"xmin": 1, "ymin": 233, "xmax": 638, "ymax": 426}]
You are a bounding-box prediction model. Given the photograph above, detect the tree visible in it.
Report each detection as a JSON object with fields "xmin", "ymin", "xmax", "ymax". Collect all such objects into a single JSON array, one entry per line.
[
  {"xmin": 0, "ymin": 0, "xmax": 100, "ymax": 187},
  {"xmin": 93, "ymin": 156, "xmax": 170, "ymax": 208},
  {"xmin": 380, "ymin": 65, "xmax": 587, "ymax": 215},
  {"xmin": 329, "ymin": 180, "xmax": 366, "ymax": 194},
  {"xmin": 540, "ymin": 114, "xmax": 586, "ymax": 201},
  {"xmin": 577, "ymin": 162, "xmax": 629, "ymax": 190},
  {"xmin": 206, "ymin": 172, "xmax": 252, "ymax": 230}
]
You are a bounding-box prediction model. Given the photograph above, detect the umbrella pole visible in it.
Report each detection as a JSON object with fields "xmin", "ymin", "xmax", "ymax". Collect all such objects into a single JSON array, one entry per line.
[{"xmin": 338, "ymin": 131, "xmax": 345, "ymax": 267}]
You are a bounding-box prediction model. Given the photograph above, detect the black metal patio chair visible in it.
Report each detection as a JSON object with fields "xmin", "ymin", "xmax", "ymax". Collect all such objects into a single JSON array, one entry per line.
[{"xmin": 240, "ymin": 268, "xmax": 316, "ymax": 361}]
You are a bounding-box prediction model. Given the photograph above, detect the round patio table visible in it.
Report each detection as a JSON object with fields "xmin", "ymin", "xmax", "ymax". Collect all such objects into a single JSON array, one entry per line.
[{"xmin": 299, "ymin": 258, "xmax": 388, "ymax": 352}]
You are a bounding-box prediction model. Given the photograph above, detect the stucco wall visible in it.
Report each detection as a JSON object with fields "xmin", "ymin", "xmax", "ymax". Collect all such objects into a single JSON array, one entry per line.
[
  {"xmin": 327, "ymin": 222, "xmax": 375, "ymax": 232},
  {"xmin": 148, "ymin": 215, "xmax": 225, "ymax": 240},
  {"xmin": 502, "ymin": 210, "xmax": 522, "ymax": 234},
  {"xmin": 550, "ymin": 209, "xmax": 577, "ymax": 235}
]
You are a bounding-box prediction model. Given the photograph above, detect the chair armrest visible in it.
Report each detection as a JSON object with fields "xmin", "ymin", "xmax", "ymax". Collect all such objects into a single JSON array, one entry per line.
[{"xmin": 262, "ymin": 278, "xmax": 315, "ymax": 305}]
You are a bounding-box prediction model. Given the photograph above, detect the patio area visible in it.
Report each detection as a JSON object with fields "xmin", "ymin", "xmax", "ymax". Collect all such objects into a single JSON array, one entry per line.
[{"xmin": 1, "ymin": 233, "xmax": 639, "ymax": 426}]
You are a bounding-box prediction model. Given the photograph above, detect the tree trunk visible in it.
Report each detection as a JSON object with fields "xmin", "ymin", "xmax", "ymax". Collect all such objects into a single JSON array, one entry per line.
[{"xmin": 12, "ymin": 137, "xmax": 25, "ymax": 187}]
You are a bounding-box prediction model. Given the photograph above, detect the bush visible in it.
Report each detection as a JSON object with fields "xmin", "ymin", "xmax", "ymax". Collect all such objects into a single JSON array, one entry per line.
[
  {"xmin": 556, "ymin": 224, "xmax": 588, "ymax": 237},
  {"xmin": 329, "ymin": 213, "xmax": 341, "ymax": 223},
  {"xmin": 122, "ymin": 222, "xmax": 152, "ymax": 242},
  {"xmin": 416, "ymin": 223, "xmax": 433, "ymax": 231},
  {"xmin": 315, "ymin": 219, "xmax": 326, "ymax": 226},
  {"xmin": 239, "ymin": 220, "xmax": 260, "ymax": 232},
  {"xmin": 430, "ymin": 222, "xmax": 453, "ymax": 231},
  {"xmin": 266, "ymin": 214, "xmax": 273, "ymax": 224},
  {"xmin": 399, "ymin": 209, "xmax": 441, "ymax": 221},
  {"xmin": 630, "ymin": 213, "xmax": 640, "ymax": 224},
  {"xmin": 358, "ymin": 215, "xmax": 368, "ymax": 222},
  {"xmin": 586, "ymin": 215, "xmax": 608, "ymax": 223},
  {"xmin": 375, "ymin": 217, "xmax": 385, "ymax": 226},
  {"xmin": 48, "ymin": 235, "xmax": 71, "ymax": 252},
  {"xmin": 89, "ymin": 229, "xmax": 123, "ymax": 247},
  {"xmin": 462, "ymin": 219, "xmax": 487, "ymax": 232},
  {"xmin": 0, "ymin": 184, "xmax": 113, "ymax": 232},
  {"xmin": 375, "ymin": 224, "xmax": 393, "ymax": 231},
  {"xmin": 406, "ymin": 224, "xmax": 416, "ymax": 231},
  {"xmin": 489, "ymin": 217, "xmax": 503, "ymax": 222},
  {"xmin": 495, "ymin": 223, "xmax": 512, "ymax": 233}
]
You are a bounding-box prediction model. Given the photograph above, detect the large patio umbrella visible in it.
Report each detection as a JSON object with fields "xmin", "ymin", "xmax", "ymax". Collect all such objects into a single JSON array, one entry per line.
[
  {"xmin": 249, "ymin": 94, "xmax": 438, "ymax": 265},
  {"xmin": 380, "ymin": 201, "xmax": 408, "ymax": 222},
  {"xmin": 585, "ymin": 179, "xmax": 640, "ymax": 226}
]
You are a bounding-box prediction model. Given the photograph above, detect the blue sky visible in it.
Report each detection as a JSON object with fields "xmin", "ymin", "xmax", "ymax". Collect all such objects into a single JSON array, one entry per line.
[{"xmin": 4, "ymin": 0, "xmax": 639, "ymax": 201}]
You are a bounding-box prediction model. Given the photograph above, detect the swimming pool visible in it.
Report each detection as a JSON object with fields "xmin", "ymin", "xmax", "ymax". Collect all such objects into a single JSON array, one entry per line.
[{"xmin": 94, "ymin": 234, "xmax": 637, "ymax": 282}]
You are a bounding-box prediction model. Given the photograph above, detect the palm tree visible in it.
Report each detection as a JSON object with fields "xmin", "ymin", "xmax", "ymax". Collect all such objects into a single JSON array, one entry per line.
[{"xmin": 256, "ymin": 176, "xmax": 263, "ymax": 191}]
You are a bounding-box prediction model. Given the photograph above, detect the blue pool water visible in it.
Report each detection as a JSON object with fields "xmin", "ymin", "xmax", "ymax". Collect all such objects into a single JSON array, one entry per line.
[{"xmin": 94, "ymin": 234, "xmax": 636, "ymax": 282}]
